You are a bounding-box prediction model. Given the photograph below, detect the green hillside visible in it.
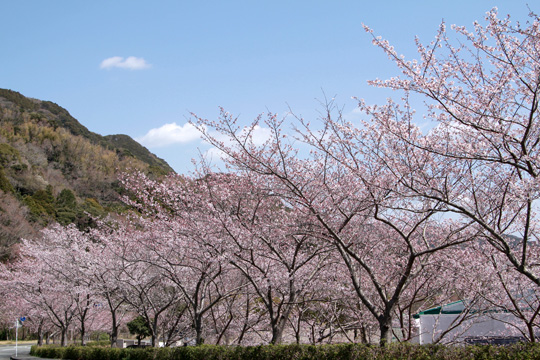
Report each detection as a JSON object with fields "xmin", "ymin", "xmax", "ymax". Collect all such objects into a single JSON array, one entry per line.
[
  {"xmin": 0, "ymin": 89, "xmax": 174, "ymax": 260},
  {"xmin": 104, "ymin": 134, "xmax": 173, "ymax": 175}
]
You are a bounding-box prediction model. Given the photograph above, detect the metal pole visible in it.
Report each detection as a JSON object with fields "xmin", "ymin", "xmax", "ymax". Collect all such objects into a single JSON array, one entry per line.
[{"xmin": 15, "ymin": 318, "xmax": 18, "ymax": 357}]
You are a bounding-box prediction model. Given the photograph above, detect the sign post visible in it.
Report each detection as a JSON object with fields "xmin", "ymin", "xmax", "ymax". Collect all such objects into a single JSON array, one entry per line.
[
  {"xmin": 15, "ymin": 317, "xmax": 25, "ymax": 357},
  {"xmin": 15, "ymin": 318, "xmax": 19, "ymax": 357}
]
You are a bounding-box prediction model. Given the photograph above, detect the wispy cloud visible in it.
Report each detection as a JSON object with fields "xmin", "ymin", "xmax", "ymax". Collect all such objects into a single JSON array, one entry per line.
[
  {"xmin": 343, "ymin": 106, "xmax": 363, "ymax": 122},
  {"xmin": 203, "ymin": 146, "xmax": 229, "ymax": 163},
  {"xmin": 200, "ymin": 124, "xmax": 273, "ymax": 167},
  {"xmin": 136, "ymin": 122, "xmax": 202, "ymax": 148},
  {"xmin": 239, "ymin": 125, "xmax": 273, "ymax": 146},
  {"xmin": 100, "ymin": 56, "xmax": 151, "ymax": 70}
]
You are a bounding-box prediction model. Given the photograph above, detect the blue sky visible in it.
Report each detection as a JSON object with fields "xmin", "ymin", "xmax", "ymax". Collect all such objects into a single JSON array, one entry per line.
[{"xmin": 1, "ymin": 1, "xmax": 536, "ymax": 173}]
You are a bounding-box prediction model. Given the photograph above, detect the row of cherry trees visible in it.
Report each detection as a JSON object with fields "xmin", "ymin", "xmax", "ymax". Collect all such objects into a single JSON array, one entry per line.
[
  {"xmin": 0, "ymin": 171, "xmax": 492, "ymax": 346},
  {"xmin": 1, "ymin": 9, "xmax": 539, "ymax": 346}
]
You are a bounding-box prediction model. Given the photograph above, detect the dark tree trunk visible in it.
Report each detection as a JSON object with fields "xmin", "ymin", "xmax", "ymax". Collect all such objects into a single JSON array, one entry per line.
[
  {"xmin": 109, "ymin": 313, "xmax": 118, "ymax": 348},
  {"xmin": 236, "ymin": 296, "xmax": 251, "ymax": 345},
  {"xmin": 37, "ymin": 322, "xmax": 44, "ymax": 347},
  {"xmin": 80, "ymin": 320, "xmax": 86, "ymax": 346},
  {"xmin": 194, "ymin": 315, "xmax": 204, "ymax": 345},
  {"xmin": 378, "ymin": 315, "xmax": 393, "ymax": 347},
  {"xmin": 78, "ymin": 294, "xmax": 90, "ymax": 346},
  {"xmin": 270, "ymin": 306, "xmax": 294, "ymax": 344},
  {"xmin": 528, "ymin": 322, "xmax": 536, "ymax": 343},
  {"xmin": 151, "ymin": 317, "xmax": 159, "ymax": 347},
  {"xmin": 269, "ymin": 283, "xmax": 296, "ymax": 345},
  {"xmin": 60, "ymin": 327, "xmax": 67, "ymax": 347},
  {"xmin": 106, "ymin": 293, "xmax": 121, "ymax": 347},
  {"xmin": 270, "ymin": 317, "xmax": 287, "ymax": 344},
  {"xmin": 215, "ymin": 314, "xmax": 233, "ymax": 345},
  {"xmin": 360, "ymin": 324, "xmax": 368, "ymax": 344}
]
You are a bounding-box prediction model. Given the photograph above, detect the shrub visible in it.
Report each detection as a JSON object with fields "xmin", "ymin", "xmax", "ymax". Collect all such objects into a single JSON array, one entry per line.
[
  {"xmin": 64, "ymin": 346, "xmax": 84, "ymax": 360},
  {"xmin": 89, "ymin": 347, "xmax": 123, "ymax": 360},
  {"xmin": 31, "ymin": 345, "xmax": 66, "ymax": 359},
  {"xmin": 29, "ymin": 342, "xmax": 540, "ymax": 360},
  {"xmin": 86, "ymin": 340, "xmax": 112, "ymax": 347}
]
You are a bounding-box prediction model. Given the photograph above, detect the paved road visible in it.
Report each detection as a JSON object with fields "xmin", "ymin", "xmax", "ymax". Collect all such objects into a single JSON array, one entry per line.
[{"xmin": 0, "ymin": 345, "xmax": 33, "ymax": 360}]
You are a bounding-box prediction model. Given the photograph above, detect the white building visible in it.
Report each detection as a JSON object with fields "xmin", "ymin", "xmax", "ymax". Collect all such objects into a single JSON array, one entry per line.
[{"xmin": 414, "ymin": 300, "xmax": 525, "ymax": 345}]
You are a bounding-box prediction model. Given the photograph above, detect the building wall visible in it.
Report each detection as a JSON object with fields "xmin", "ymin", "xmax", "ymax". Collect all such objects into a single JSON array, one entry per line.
[{"xmin": 418, "ymin": 313, "xmax": 518, "ymax": 344}]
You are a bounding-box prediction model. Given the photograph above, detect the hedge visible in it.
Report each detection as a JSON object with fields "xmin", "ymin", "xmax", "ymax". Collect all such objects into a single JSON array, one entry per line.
[{"xmin": 30, "ymin": 342, "xmax": 540, "ymax": 360}]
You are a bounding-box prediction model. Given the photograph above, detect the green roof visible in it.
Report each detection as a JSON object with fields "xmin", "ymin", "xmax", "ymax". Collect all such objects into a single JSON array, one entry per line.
[{"xmin": 413, "ymin": 301, "xmax": 465, "ymax": 319}]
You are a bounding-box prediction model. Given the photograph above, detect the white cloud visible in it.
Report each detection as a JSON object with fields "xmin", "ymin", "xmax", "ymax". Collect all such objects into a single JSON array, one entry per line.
[
  {"xmin": 137, "ymin": 119, "xmax": 274, "ymax": 153},
  {"xmin": 136, "ymin": 122, "xmax": 202, "ymax": 147},
  {"xmin": 240, "ymin": 125, "xmax": 273, "ymax": 146},
  {"xmin": 100, "ymin": 56, "xmax": 151, "ymax": 70},
  {"xmin": 343, "ymin": 106, "xmax": 363, "ymax": 122},
  {"xmin": 204, "ymin": 147, "xmax": 229, "ymax": 162}
]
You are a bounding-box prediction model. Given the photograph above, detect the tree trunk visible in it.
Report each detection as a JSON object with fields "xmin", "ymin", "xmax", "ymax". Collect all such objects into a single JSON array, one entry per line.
[
  {"xmin": 270, "ymin": 312, "xmax": 291, "ymax": 344},
  {"xmin": 293, "ymin": 310, "xmax": 302, "ymax": 344},
  {"xmin": 80, "ymin": 321, "xmax": 86, "ymax": 346},
  {"xmin": 270, "ymin": 321, "xmax": 285, "ymax": 344},
  {"xmin": 270, "ymin": 287, "xmax": 295, "ymax": 345},
  {"xmin": 60, "ymin": 327, "xmax": 67, "ymax": 347},
  {"xmin": 151, "ymin": 317, "xmax": 159, "ymax": 347},
  {"xmin": 194, "ymin": 315, "xmax": 204, "ymax": 345},
  {"xmin": 378, "ymin": 316, "xmax": 393, "ymax": 347},
  {"xmin": 360, "ymin": 324, "xmax": 368, "ymax": 344},
  {"xmin": 528, "ymin": 322, "xmax": 536, "ymax": 343},
  {"xmin": 79, "ymin": 294, "xmax": 90, "ymax": 346},
  {"xmin": 236, "ymin": 296, "xmax": 251, "ymax": 345},
  {"xmin": 215, "ymin": 314, "xmax": 233, "ymax": 345},
  {"xmin": 37, "ymin": 322, "xmax": 44, "ymax": 347},
  {"xmin": 106, "ymin": 294, "xmax": 120, "ymax": 347},
  {"xmin": 109, "ymin": 313, "xmax": 118, "ymax": 348}
]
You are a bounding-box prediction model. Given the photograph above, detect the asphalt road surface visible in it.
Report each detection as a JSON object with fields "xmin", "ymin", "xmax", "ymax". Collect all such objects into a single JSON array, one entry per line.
[{"xmin": 0, "ymin": 344, "xmax": 33, "ymax": 360}]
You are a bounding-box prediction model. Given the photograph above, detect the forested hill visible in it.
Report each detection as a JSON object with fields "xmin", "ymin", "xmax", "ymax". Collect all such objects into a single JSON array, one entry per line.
[{"xmin": 0, "ymin": 88, "xmax": 174, "ymax": 259}]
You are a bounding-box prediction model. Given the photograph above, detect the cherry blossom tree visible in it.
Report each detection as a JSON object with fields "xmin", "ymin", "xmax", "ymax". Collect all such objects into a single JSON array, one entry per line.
[
  {"xmin": 207, "ymin": 279, "xmax": 266, "ymax": 345},
  {"xmin": 202, "ymin": 172, "xmax": 334, "ymax": 344},
  {"xmin": 193, "ymin": 8, "xmax": 540, "ymax": 345},
  {"xmin": 118, "ymin": 169, "xmax": 337, "ymax": 345},
  {"xmin": 116, "ymin": 174, "xmax": 245, "ymax": 346},
  {"xmin": 94, "ymin": 218, "xmax": 183, "ymax": 347},
  {"xmin": 82, "ymin": 231, "xmax": 129, "ymax": 347},
  {"xmin": 192, "ymin": 109, "xmax": 476, "ymax": 345},
  {"xmin": 205, "ymin": 283, "xmax": 252, "ymax": 345},
  {"xmin": 463, "ymin": 239, "xmax": 540, "ymax": 342},
  {"xmin": 3, "ymin": 232, "xmax": 80, "ymax": 346},
  {"xmin": 5, "ymin": 11, "xmax": 538, "ymax": 347},
  {"xmin": 287, "ymin": 264, "xmax": 373, "ymax": 345},
  {"xmin": 359, "ymin": 8, "xmax": 540, "ymax": 288},
  {"xmin": 1, "ymin": 222, "xmax": 129, "ymax": 346},
  {"xmin": 1, "ymin": 261, "xmax": 67, "ymax": 345}
]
